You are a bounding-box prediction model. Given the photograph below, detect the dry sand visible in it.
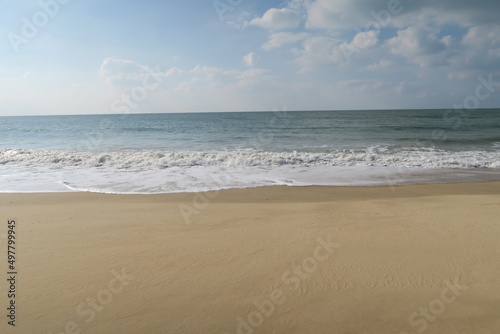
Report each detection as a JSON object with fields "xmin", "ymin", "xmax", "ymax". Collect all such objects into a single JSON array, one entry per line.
[{"xmin": 1, "ymin": 182, "xmax": 499, "ymax": 334}]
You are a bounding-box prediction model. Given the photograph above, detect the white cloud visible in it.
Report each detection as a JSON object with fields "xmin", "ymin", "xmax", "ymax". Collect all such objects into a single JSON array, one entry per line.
[
  {"xmin": 364, "ymin": 60, "xmax": 393, "ymax": 71},
  {"xmin": 291, "ymin": 30, "xmax": 379, "ymax": 71},
  {"xmin": 268, "ymin": 0, "xmax": 500, "ymax": 74},
  {"xmin": 289, "ymin": 0, "xmax": 500, "ymax": 81},
  {"xmin": 330, "ymin": 30, "xmax": 380, "ymax": 66},
  {"xmin": 248, "ymin": 8, "xmax": 302, "ymax": 30},
  {"xmin": 99, "ymin": 58, "xmax": 187, "ymax": 88},
  {"xmin": 99, "ymin": 58, "xmax": 275, "ymax": 99},
  {"xmin": 243, "ymin": 52, "xmax": 258, "ymax": 66},
  {"xmin": 304, "ymin": 0, "xmax": 500, "ymax": 30},
  {"xmin": 188, "ymin": 65, "xmax": 227, "ymax": 80},
  {"xmin": 411, "ymin": 0, "xmax": 500, "ymax": 27},
  {"xmin": 449, "ymin": 25, "xmax": 500, "ymax": 72},
  {"xmin": 262, "ymin": 32, "xmax": 309, "ymax": 51},
  {"xmin": 337, "ymin": 79, "xmax": 390, "ymax": 92},
  {"xmin": 293, "ymin": 36, "xmax": 340, "ymax": 72},
  {"xmin": 352, "ymin": 30, "xmax": 379, "ymax": 49},
  {"xmin": 99, "ymin": 57, "xmax": 149, "ymax": 77},
  {"xmin": 386, "ymin": 27, "xmax": 452, "ymax": 68},
  {"xmin": 393, "ymin": 81, "xmax": 422, "ymax": 95},
  {"xmin": 305, "ymin": 0, "xmax": 349, "ymax": 30},
  {"xmin": 462, "ymin": 25, "xmax": 500, "ymax": 48},
  {"xmin": 99, "ymin": 57, "xmax": 154, "ymax": 85},
  {"xmin": 5, "ymin": 1, "xmax": 500, "ymax": 116},
  {"xmin": 166, "ymin": 67, "xmax": 183, "ymax": 77},
  {"xmin": 305, "ymin": 0, "xmax": 390, "ymax": 30}
]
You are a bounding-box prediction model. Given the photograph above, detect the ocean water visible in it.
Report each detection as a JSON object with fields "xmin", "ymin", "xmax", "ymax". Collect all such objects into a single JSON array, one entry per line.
[{"xmin": 0, "ymin": 109, "xmax": 499, "ymax": 193}]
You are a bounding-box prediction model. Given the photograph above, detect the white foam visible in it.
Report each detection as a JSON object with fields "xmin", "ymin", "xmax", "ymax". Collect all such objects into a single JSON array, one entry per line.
[
  {"xmin": 1, "ymin": 164, "xmax": 500, "ymax": 194},
  {"xmin": 1, "ymin": 148, "xmax": 499, "ymax": 169},
  {"xmin": 1, "ymin": 148, "xmax": 499, "ymax": 194}
]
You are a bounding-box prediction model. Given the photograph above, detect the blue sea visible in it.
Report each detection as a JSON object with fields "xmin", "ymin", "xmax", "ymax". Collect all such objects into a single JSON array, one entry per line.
[{"xmin": 1, "ymin": 109, "xmax": 499, "ymax": 193}]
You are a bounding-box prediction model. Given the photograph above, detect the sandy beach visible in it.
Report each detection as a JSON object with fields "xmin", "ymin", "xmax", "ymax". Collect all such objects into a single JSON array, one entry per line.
[{"xmin": 1, "ymin": 182, "xmax": 499, "ymax": 334}]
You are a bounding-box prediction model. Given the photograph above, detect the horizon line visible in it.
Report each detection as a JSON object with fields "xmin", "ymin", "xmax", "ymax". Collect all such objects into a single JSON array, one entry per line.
[{"xmin": 1, "ymin": 107, "xmax": 499, "ymax": 118}]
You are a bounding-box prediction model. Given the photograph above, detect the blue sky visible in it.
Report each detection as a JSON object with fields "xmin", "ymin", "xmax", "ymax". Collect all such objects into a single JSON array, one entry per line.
[{"xmin": 1, "ymin": 0, "xmax": 500, "ymax": 115}]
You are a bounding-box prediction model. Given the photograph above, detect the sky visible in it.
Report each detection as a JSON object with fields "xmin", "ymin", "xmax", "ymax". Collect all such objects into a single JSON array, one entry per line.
[{"xmin": 1, "ymin": 0, "xmax": 500, "ymax": 115}]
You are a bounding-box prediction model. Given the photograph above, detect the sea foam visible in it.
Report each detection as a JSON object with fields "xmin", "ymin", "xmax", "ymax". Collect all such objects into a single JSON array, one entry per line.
[{"xmin": 1, "ymin": 147, "xmax": 499, "ymax": 169}]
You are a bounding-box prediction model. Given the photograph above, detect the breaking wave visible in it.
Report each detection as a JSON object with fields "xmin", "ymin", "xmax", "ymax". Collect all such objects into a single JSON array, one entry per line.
[{"xmin": 1, "ymin": 147, "xmax": 499, "ymax": 169}]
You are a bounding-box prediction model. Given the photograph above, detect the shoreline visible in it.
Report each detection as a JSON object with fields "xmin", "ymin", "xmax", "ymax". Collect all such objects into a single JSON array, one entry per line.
[
  {"xmin": 1, "ymin": 179, "xmax": 500, "ymax": 198},
  {"xmin": 2, "ymin": 160, "xmax": 500, "ymax": 195},
  {"xmin": 1, "ymin": 181, "xmax": 499, "ymax": 333}
]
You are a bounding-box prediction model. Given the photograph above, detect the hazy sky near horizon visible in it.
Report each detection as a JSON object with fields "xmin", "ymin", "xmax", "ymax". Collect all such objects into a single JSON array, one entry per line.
[{"xmin": 1, "ymin": 0, "xmax": 500, "ymax": 115}]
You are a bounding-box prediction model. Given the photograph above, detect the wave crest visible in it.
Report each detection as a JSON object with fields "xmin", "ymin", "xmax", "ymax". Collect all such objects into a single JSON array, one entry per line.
[{"xmin": 1, "ymin": 148, "xmax": 499, "ymax": 169}]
